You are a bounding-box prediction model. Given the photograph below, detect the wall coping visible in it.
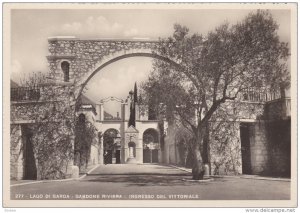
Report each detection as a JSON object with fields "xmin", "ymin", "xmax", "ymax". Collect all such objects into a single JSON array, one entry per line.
[{"xmin": 48, "ymin": 37, "xmax": 159, "ymax": 42}]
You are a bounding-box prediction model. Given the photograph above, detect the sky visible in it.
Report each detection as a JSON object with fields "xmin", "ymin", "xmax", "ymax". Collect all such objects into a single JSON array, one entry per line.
[{"xmin": 10, "ymin": 8, "xmax": 291, "ymax": 115}]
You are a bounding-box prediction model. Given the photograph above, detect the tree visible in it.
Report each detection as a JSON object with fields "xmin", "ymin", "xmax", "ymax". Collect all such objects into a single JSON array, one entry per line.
[{"xmin": 142, "ymin": 10, "xmax": 289, "ymax": 180}]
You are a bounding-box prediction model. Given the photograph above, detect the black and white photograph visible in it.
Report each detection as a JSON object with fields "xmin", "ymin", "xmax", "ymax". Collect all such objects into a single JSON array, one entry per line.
[{"xmin": 2, "ymin": 2, "xmax": 297, "ymax": 208}]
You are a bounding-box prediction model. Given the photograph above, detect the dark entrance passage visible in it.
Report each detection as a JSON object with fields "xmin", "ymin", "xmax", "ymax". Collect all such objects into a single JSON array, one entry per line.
[
  {"xmin": 143, "ymin": 149, "xmax": 151, "ymax": 163},
  {"xmin": 240, "ymin": 123, "xmax": 252, "ymax": 174},
  {"xmin": 103, "ymin": 128, "xmax": 120, "ymax": 164},
  {"xmin": 143, "ymin": 149, "xmax": 159, "ymax": 163},
  {"xmin": 143, "ymin": 128, "xmax": 160, "ymax": 164},
  {"xmin": 22, "ymin": 126, "xmax": 37, "ymax": 180},
  {"xmin": 116, "ymin": 150, "xmax": 121, "ymax": 164},
  {"xmin": 152, "ymin": 149, "xmax": 158, "ymax": 163}
]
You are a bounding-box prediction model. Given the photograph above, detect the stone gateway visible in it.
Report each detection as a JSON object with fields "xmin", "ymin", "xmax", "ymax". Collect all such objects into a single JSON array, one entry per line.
[{"xmin": 10, "ymin": 37, "xmax": 291, "ymax": 180}]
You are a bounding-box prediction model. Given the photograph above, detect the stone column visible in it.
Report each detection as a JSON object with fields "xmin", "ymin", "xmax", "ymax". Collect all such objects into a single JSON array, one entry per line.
[
  {"xmin": 121, "ymin": 103, "xmax": 126, "ymax": 121},
  {"xmin": 123, "ymin": 147, "xmax": 129, "ymax": 163},
  {"xmin": 136, "ymin": 138, "xmax": 143, "ymax": 164},
  {"xmin": 100, "ymin": 104, "xmax": 104, "ymax": 121}
]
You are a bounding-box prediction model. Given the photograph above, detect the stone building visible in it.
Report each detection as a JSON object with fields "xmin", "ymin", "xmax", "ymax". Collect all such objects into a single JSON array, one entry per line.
[{"xmin": 164, "ymin": 90, "xmax": 291, "ymax": 176}]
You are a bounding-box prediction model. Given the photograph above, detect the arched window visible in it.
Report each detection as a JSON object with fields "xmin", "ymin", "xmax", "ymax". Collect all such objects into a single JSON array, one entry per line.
[{"xmin": 61, "ymin": 61, "xmax": 70, "ymax": 82}]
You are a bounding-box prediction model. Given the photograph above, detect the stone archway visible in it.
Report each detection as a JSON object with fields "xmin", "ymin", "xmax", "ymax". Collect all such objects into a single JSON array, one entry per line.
[
  {"xmin": 47, "ymin": 37, "xmax": 180, "ymax": 166},
  {"xmin": 46, "ymin": 37, "xmax": 181, "ymax": 100},
  {"xmin": 76, "ymin": 52, "xmax": 181, "ymax": 100}
]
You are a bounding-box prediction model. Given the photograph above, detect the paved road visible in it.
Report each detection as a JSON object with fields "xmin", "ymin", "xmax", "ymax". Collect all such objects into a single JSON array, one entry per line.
[
  {"xmin": 88, "ymin": 164, "xmax": 189, "ymax": 175},
  {"xmin": 10, "ymin": 164, "xmax": 290, "ymax": 201}
]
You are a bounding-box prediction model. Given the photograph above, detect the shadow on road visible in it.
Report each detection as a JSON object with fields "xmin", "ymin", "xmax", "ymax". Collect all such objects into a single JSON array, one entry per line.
[{"xmin": 82, "ymin": 175, "xmax": 227, "ymax": 187}]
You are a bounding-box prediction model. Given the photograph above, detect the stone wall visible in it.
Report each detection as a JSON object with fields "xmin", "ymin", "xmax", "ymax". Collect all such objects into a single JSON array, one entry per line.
[
  {"xmin": 265, "ymin": 98, "xmax": 291, "ymax": 120},
  {"xmin": 266, "ymin": 119, "xmax": 291, "ymax": 177},
  {"xmin": 11, "ymin": 84, "xmax": 75, "ymax": 123},
  {"xmin": 10, "ymin": 124, "xmax": 23, "ymax": 180},
  {"xmin": 10, "ymin": 84, "xmax": 79, "ymax": 180},
  {"xmin": 248, "ymin": 122, "xmax": 269, "ymax": 174}
]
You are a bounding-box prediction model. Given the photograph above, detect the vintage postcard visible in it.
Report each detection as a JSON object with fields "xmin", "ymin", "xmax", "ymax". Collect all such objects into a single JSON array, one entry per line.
[{"xmin": 2, "ymin": 2, "xmax": 297, "ymax": 208}]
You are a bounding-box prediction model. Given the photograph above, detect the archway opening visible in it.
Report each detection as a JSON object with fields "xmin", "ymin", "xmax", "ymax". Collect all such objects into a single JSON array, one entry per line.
[
  {"xmin": 103, "ymin": 128, "xmax": 121, "ymax": 164},
  {"xmin": 77, "ymin": 52, "xmax": 181, "ymax": 103},
  {"xmin": 143, "ymin": 128, "xmax": 159, "ymax": 163}
]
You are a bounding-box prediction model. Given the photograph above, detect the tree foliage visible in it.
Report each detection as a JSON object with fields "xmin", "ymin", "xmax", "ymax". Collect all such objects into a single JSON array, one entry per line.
[
  {"xmin": 142, "ymin": 10, "xmax": 289, "ymax": 179},
  {"xmin": 74, "ymin": 114, "xmax": 97, "ymax": 172},
  {"xmin": 13, "ymin": 72, "xmax": 77, "ymax": 179}
]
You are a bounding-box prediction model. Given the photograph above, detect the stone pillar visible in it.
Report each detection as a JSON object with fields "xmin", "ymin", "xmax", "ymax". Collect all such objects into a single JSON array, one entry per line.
[
  {"xmin": 121, "ymin": 103, "xmax": 126, "ymax": 121},
  {"xmin": 124, "ymin": 103, "xmax": 130, "ymax": 121},
  {"xmin": 100, "ymin": 103, "xmax": 104, "ymax": 121},
  {"xmin": 123, "ymin": 147, "xmax": 129, "ymax": 163},
  {"xmin": 158, "ymin": 149, "xmax": 162, "ymax": 164},
  {"xmin": 235, "ymin": 122, "xmax": 243, "ymax": 175},
  {"xmin": 124, "ymin": 126, "xmax": 139, "ymax": 164},
  {"xmin": 10, "ymin": 125, "xmax": 23, "ymax": 180},
  {"xmin": 135, "ymin": 138, "xmax": 143, "ymax": 164},
  {"xmin": 135, "ymin": 104, "xmax": 140, "ymax": 120},
  {"xmin": 250, "ymin": 122, "xmax": 269, "ymax": 175},
  {"xmin": 99, "ymin": 135, "xmax": 104, "ymax": 165},
  {"xmin": 96, "ymin": 104, "xmax": 101, "ymax": 120},
  {"xmin": 135, "ymin": 147, "xmax": 143, "ymax": 164},
  {"xmin": 66, "ymin": 135, "xmax": 79, "ymax": 179}
]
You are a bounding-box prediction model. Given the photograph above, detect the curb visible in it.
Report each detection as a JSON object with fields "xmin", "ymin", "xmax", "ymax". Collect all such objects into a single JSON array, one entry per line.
[
  {"xmin": 168, "ymin": 165, "xmax": 291, "ymax": 182},
  {"xmin": 238, "ymin": 176, "xmax": 291, "ymax": 182},
  {"xmin": 167, "ymin": 164, "xmax": 192, "ymax": 173},
  {"xmin": 10, "ymin": 177, "xmax": 77, "ymax": 187},
  {"xmin": 78, "ymin": 164, "xmax": 101, "ymax": 179},
  {"xmin": 10, "ymin": 164, "xmax": 101, "ymax": 187}
]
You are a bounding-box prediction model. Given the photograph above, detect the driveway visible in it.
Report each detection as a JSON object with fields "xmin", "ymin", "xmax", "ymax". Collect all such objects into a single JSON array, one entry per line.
[
  {"xmin": 10, "ymin": 164, "xmax": 290, "ymax": 201},
  {"xmin": 88, "ymin": 164, "xmax": 189, "ymax": 175}
]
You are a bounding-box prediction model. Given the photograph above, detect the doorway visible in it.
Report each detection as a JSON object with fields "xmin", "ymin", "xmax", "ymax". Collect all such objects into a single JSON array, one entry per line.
[
  {"xmin": 240, "ymin": 123, "xmax": 252, "ymax": 174},
  {"xmin": 143, "ymin": 148, "xmax": 158, "ymax": 163},
  {"xmin": 143, "ymin": 128, "xmax": 159, "ymax": 164},
  {"xmin": 103, "ymin": 128, "xmax": 119, "ymax": 164},
  {"xmin": 116, "ymin": 150, "xmax": 121, "ymax": 164},
  {"xmin": 22, "ymin": 126, "xmax": 37, "ymax": 180}
]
